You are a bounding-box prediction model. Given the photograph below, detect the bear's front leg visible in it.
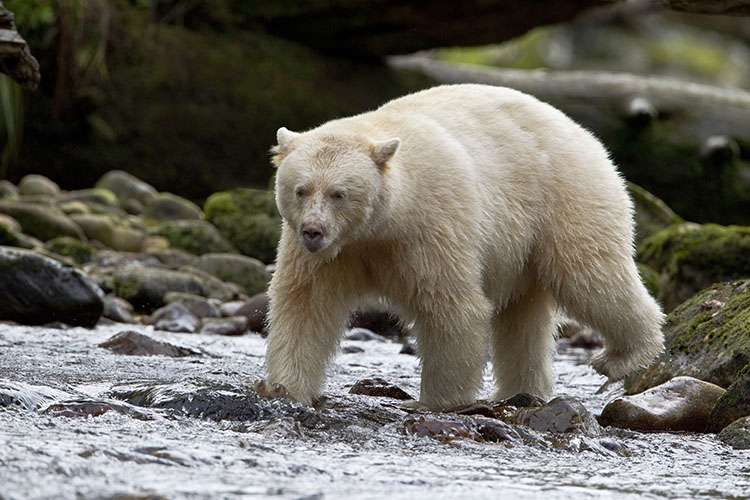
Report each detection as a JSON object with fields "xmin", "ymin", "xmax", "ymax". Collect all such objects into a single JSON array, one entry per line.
[
  {"xmin": 411, "ymin": 289, "xmax": 492, "ymax": 411},
  {"xmin": 264, "ymin": 263, "xmax": 350, "ymax": 405}
]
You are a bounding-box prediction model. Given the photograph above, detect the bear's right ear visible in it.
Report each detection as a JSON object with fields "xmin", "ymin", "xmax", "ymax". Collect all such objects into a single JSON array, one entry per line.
[
  {"xmin": 370, "ymin": 138, "xmax": 401, "ymax": 170},
  {"xmin": 271, "ymin": 127, "xmax": 301, "ymax": 167}
]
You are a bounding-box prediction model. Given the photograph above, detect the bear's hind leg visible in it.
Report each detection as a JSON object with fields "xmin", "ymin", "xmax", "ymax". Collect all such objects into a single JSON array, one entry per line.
[
  {"xmin": 489, "ymin": 284, "xmax": 556, "ymax": 402},
  {"xmin": 553, "ymin": 259, "xmax": 664, "ymax": 381}
]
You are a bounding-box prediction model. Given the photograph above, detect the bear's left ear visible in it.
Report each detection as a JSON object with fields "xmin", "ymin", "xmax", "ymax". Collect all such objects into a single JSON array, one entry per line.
[{"xmin": 370, "ymin": 138, "xmax": 401, "ymax": 169}]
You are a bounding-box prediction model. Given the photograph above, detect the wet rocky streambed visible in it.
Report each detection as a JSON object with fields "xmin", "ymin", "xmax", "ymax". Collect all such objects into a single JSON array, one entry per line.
[{"xmin": 1, "ymin": 322, "xmax": 749, "ymax": 500}]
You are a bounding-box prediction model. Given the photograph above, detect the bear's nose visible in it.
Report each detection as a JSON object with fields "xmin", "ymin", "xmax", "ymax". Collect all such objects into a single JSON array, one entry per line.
[{"xmin": 301, "ymin": 221, "xmax": 326, "ymax": 250}]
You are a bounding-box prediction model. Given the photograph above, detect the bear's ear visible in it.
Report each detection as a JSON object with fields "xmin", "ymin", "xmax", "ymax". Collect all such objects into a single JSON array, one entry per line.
[
  {"xmin": 370, "ymin": 138, "xmax": 401, "ymax": 169},
  {"xmin": 271, "ymin": 127, "xmax": 301, "ymax": 166}
]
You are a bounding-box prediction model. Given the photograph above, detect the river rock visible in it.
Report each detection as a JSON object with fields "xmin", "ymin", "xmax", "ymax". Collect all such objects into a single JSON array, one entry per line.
[
  {"xmin": 61, "ymin": 187, "xmax": 119, "ymax": 208},
  {"xmin": 637, "ymin": 223, "xmax": 750, "ymax": 312},
  {"xmin": 17, "ymin": 174, "xmax": 60, "ymax": 197},
  {"xmin": 99, "ymin": 330, "xmax": 202, "ymax": 357},
  {"xmin": 143, "ymin": 192, "xmax": 203, "ymax": 221},
  {"xmin": 514, "ymin": 396, "xmax": 601, "ymax": 434},
  {"xmin": 349, "ymin": 378, "xmax": 414, "ymax": 400},
  {"xmin": 717, "ymin": 416, "xmax": 750, "ymax": 450},
  {"xmin": 199, "ymin": 316, "xmax": 248, "ymax": 336},
  {"xmin": 404, "ymin": 416, "xmax": 481, "ymax": 441},
  {"xmin": 112, "ymin": 267, "xmax": 208, "ymax": 310},
  {"xmin": 0, "ymin": 246, "xmax": 103, "ymax": 327},
  {"xmin": 204, "ymin": 188, "xmax": 280, "ymax": 263},
  {"xmin": 600, "ymin": 376, "xmax": 725, "ymax": 432},
  {"xmin": 151, "ymin": 220, "xmax": 234, "ymax": 255},
  {"xmin": 96, "ymin": 170, "xmax": 158, "ymax": 212},
  {"xmin": 0, "ymin": 201, "xmax": 86, "ymax": 241},
  {"xmin": 235, "ymin": 292, "xmax": 269, "ymax": 334},
  {"xmin": 193, "ymin": 253, "xmax": 269, "ymax": 295},
  {"xmin": 349, "ymin": 309, "xmax": 403, "ymax": 339},
  {"xmin": 707, "ymin": 366, "xmax": 750, "ymax": 433},
  {"xmin": 0, "ymin": 213, "xmax": 21, "ymax": 232},
  {"xmin": 0, "ymin": 179, "xmax": 17, "ymax": 199},
  {"xmin": 146, "ymin": 303, "xmax": 201, "ymax": 333},
  {"xmin": 345, "ymin": 328, "xmax": 387, "ymax": 342},
  {"xmin": 179, "ymin": 266, "xmax": 243, "ymax": 302},
  {"xmin": 44, "ymin": 236, "xmax": 95, "ymax": 264},
  {"xmin": 626, "ymin": 279, "xmax": 750, "ymax": 394},
  {"xmin": 164, "ymin": 292, "xmax": 221, "ymax": 318},
  {"xmin": 102, "ymin": 295, "xmax": 137, "ymax": 323},
  {"xmin": 0, "ymin": 220, "xmax": 37, "ymax": 249}
]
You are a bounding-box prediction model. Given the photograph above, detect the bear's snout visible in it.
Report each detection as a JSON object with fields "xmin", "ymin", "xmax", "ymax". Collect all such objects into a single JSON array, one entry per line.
[{"xmin": 301, "ymin": 221, "xmax": 326, "ymax": 252}]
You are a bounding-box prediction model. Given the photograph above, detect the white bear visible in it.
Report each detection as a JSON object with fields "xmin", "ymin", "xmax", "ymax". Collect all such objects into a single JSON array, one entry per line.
[{"xmin": 265, "ymin": 84, "xmax": 664, "ymax": 410}]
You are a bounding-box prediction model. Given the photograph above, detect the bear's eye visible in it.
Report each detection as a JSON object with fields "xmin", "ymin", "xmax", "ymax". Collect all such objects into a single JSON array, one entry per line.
[
  {"xmin": 331, "ymin": 190, "xmax": 346, "ymax": 201},
  {"xmin": 294, "ymin": 187, "xmax": 307, "ymax": 199}
]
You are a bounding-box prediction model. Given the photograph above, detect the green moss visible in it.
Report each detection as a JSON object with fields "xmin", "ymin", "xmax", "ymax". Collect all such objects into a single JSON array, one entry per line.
[
  {"xmin": 0, "ymin": 223, "xmax": 22, "ymax": 247},
  {"xmin": 113, "ymin": 277, "xmax": 142, "ymax": 302},
  {"xmin": 44, "ymin": 236, "xmax": 95, "ymax": 264},
  {"xmin": 151, "ymin": 220, "xmax": 235, "ymax": 255},
  {"xmin": 211, "ymin": 213, "xmax": 280, "ymax": 263}
]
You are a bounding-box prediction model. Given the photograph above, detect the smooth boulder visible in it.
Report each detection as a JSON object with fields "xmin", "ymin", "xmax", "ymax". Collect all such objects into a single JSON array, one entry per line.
[{"xmin": 0, "ymin": 246, "xmax": 103, "ymax": 327}]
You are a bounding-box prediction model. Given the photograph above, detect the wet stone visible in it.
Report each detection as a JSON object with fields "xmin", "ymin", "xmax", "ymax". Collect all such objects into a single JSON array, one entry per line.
[
  {"xmin": 514, "ymin": 396, "xmax": 601, "ymax": 435},
  {"xmin": 146, "ymin": 303, "xmax": 201, "ymax": 333},
  {"xmin": 499, "ymin": 393, "xmax": 546, "ymax": 408},
  {"xmin": 475, "ymin": 419, "xmax": 521, "ymax": 443},
  {"xmin": 164, "ymin": 291, "xmax": 222, "ymax": 318},
  {"xmin": 404, "ymin": 416, "xmax": 482, "ymax": 442},
  {"xmin": 448, "ymin": 401, "xmax": 496, "ymax": 418},
  {"xmin": 344, "ymin": 327, "xmax": 387, "ymax": 342},
  {"xmin": 707, "ymin": 366, "xmax": 750, "ymax": 433},
  {"xmin": 235, "ymin": 292, "xmax": 269, "ymax": 335},
  {"xmin": 0, "ymin": 381, "xmax": 72, "ymax": 411},
  {"xmin": 42, "ymin": 399, "xmax": 155, "ymax": 420},
  {"xmin": 199, "ymin": 316, "xmax": 248, "ymax": 336},
  {"xmin": 102, "ymin": 295, "xmax": 137, "ymax": 324},
  {"xmin": 342, "ymin": 344, "xmax": 365, "ymax": 353},
  {"xmin": 717, "ymin": 416, "xmax": 750, "ymax": 450},
  {"xmin": 349, "ymin": 378, "xmax": 414, "ymax": 400},
  {"xmin": 99, "ymin": 330, "xmax": 202, "ymax": 357},
  {"xmin": 399, "ymin": 341, "xmax": 417, "ymax": 355},
  {"xmin": 109, "ymin": 382, "xmax": 318, "ymax": 424},
  {"xmin": 599, "ymin": 376, "xmax": 725, "ymax": 432}
]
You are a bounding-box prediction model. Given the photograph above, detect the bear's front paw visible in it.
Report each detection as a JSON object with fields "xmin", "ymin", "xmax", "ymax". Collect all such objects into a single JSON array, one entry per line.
[
  {"xmin": 590, "ymin": 348, "xmax": 633, "ymax": 381},
  {"xmin": 400, "ymin": 399, "xmax": 430, "ymax": 411},
  {"xmin": 252, "ymin": 379, "xmax": 291, "ymax": 400}
]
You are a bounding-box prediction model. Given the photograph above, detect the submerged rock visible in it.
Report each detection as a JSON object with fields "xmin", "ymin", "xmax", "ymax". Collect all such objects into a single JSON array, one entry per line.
[
  {"xmin": 349, "ymin": 378, "xmax": 414, "ymax": 400},
  {"xmin": 599, "ymin": 376, "xmax": 725, "ymax": 432},
  {"xmin": 199, "ymin": 316, "xmax": 248, "ymax": 336},
  {"xmin": 626, "ymin": 279, "xmax": 750, "ymax": 394},
  {"xmin": 0, "ymin": 246, "xmax": 103, "ymax": 327},
  {"xmin": 404, "ymin": 416, "xmax": 481, "ymax": 441},
  {"xmin": 707, "ymin": 365, "xmax": 750, "ymax": 433},
  {"xmin": 514, "ymin": 396, "xmax": 601, "ymax": 435},
  {"xmin": 146, "ymin": 303, "xmax": 201, "ymax": 333},
  {"xmin": 99, "ymin": 330, "xmax": 202, "ymax": 357},
  {"xmin": 717, "ymin": 416, "xmax": 750, "ymax": 450}
]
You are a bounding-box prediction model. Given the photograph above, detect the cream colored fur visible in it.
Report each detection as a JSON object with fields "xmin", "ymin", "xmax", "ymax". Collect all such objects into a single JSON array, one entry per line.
[{"xmin": 265, "ymin": 84, "xmax": 664, "ymax": 410}]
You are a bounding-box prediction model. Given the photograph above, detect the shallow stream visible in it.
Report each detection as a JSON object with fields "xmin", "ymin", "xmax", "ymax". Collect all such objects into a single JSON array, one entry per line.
[{"xmin": 1, "ymin": 323, "xmax": 748, "ymax": 499}]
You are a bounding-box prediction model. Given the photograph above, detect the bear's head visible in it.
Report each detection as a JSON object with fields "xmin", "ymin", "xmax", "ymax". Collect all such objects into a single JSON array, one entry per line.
[{"xmin": 272, "ymin": 127, "xmax": 400, "ymax": 258}]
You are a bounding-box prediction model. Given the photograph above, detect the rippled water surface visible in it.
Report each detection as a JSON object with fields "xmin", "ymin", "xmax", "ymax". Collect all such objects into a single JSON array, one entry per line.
[{"xmin": 1, "ymin": 323, "xmax": 748, "ymax": 500}]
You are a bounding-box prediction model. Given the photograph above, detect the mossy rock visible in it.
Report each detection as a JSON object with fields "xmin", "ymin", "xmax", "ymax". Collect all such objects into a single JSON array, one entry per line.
[
  {"xmin": 0, "ymin": 201, "xmax": 86, "ymax": 242},
  {"xmin": 707, "ymin": 364, "xmax": 750, "ymax": 433},
  {"xmin": 112, "ymin": 267, "xmax": 209, "ymax": 310},
  {"xmin": 0, "ymin": 180, "xmax": 18, "ymax": 199},
  {"xmin": 203, "ymin": 189, "xmax": 280, "ymax": 262},
  {"xmin": 62, "ymin": 188, "xmax": 119, "ymax": 208},
  {"xmin": 143, "ymin": 192, "xmax": 203, "ymax": 221},
  {"xmin": 18, "ymin": 174, "xmax": 60, "ymax": 198},
  {"xmin": 151, "ymin": 220, "xmax": 234, "ymax": 255},
  {"xmin": 193, "ymin": 253, "xmax": 270, "ymax": 296},
  {"xmin": 95, "ymin": 170, "xmax": 158, "ymax": 213},
  {"xmin": 44, "ymin": 236, "xmax": 95, "ymax": 264},
  {"xmin": 210, "ymin": 212, "xmax": 280, "ymax": 263},
  {"xmin": 717, "ymin": 416, "xmax": 750, "ymax": 449},
  {"xmin": 627, "ymin": 182, "xmax": 682, "ymax": 245},
  {"xmin": 637, "ymin": 223, "xmax": 750, "ymax": 312},
  {"xmin": 204, "ymin": 188, "xmax": 278, "ymax": 220},
  {"xmin": 625, "ymin": 279, "xmax": 750, "ymax": 395}
]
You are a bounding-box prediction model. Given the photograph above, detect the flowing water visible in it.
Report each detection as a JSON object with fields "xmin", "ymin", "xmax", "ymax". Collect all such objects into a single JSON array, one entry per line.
[{"xmin": 1, "ymin": 322, "xmax": 748, "ymax": 500}]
